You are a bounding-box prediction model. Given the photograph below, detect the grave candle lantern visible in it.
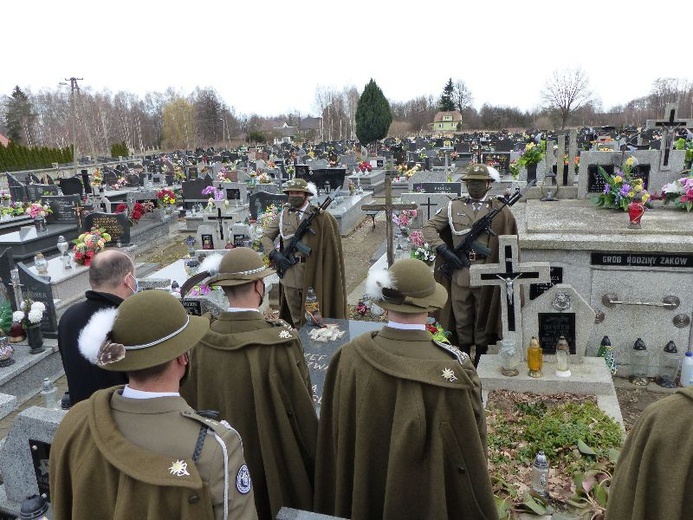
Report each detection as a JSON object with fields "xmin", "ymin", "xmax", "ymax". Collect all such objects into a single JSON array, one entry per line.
[
  {"xmin": 658, "ymin": 340, "xmax": 679, "ymax": 389},
  {"xmin": 555, "ymin": 335, "xmax": 571, "ymax": 377},
  {"xmin": 531, "ymin": 450, "xmax": 549, "ymax": 497},
  {"xmin": 499, "ymin": 339, "xmax": 520, "ymax": 376},
  {"xmin": 630, "ymin": 338, "xmax": 649, "ymax": 386},
  {"xmin": 527, "ymin": 336, "xmax": 543, "ymax": 378}
]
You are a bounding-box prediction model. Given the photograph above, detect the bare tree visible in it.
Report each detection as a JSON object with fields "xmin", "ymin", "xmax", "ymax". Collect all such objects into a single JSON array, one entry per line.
[
  {"xmin": 452, "ymin": 80, "xmax": 473, "ymax": 113},
  {"xmin": 541, "ymin": 67, "xmax": 593, "ymax": 129}
]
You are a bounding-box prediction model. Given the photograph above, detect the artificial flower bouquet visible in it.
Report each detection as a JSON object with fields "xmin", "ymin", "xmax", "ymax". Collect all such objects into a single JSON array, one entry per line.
[
  {"xmin": 73, "ymin": 227, "xmax": 111, "ymax": 265},
  {"xmin": 26, "ymin": 201, "xmax": 52, "ymax": 219}
]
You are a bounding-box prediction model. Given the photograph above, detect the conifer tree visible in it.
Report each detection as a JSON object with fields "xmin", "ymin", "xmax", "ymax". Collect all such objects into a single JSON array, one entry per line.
[
  {"xmin": 355, "ymin": 79, "xmax": 392, "ymax": 146},
  {"xmin": 438, "ymin": 78, "xmax": 455, "ymax": 112}
]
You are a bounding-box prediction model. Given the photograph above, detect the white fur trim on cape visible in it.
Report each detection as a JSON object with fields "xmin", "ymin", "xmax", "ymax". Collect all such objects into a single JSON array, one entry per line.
[
  {"xmin": 78, "ymin": 307, "xmax": 119, "ymax": 364},
  {"xmin": 199, "ymin": 253, "xmax": 223, "ymax": 276},
  {"xmin": 364, "ymin": 267, "xmax": 397, "ymax": 301},
  {"xmin": 306, "ymin": 182, "xmax": 318, "ymax": 197}
]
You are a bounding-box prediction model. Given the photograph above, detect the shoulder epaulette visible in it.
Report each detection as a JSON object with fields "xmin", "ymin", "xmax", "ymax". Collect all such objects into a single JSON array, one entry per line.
[{"xmin": 433, "ymin": 340, "xmax": 470, "ymax": 365}]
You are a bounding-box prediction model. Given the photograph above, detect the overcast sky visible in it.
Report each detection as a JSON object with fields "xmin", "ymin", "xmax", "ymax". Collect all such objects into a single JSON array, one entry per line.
[{"xmin": 4, "ymin": 1, "xmax": 692, "ymax": 118}]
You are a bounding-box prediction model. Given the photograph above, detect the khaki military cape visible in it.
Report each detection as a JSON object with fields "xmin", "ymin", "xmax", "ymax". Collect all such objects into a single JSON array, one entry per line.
[
  {"xmin": 606, "ymin": 387, "xmax": 693, "ymax": 520},
  {"xmin": 181, "ymin": 311, "xmax": 318, "ymax": 520},
  {"xmin": 428, "ymin": 198, "xmax": 518, "ymax": 347},
  {"xmin": 49, "ymin": 387, "xmax": 257, "ymax": 520},
  {"xmin": 314, "ymin": 327, "xmax": 497, "ymax": 520},
  {"xmin": 277, "ymin": 205, "xmax": 347, "ymax": 325}
]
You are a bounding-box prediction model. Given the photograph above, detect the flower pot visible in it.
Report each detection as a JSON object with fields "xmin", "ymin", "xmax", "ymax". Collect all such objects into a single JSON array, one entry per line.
[
  {"xmin": 34, "ymin": 217, "xmax": 47, "ymax": 232},
  {"xmin": 26, "ymin": 325, "xmax": 44, "ymax": 354}
]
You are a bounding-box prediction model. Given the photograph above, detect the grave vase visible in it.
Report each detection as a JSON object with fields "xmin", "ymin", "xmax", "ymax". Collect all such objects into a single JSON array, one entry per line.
[
  {"xmin": 33, "ymin": 217, "xmax": 47, "ymax": 233},
  {"xmin": 26, "ymin": 325, "xmax": 44, "ymax": 354},
  {"xmin": 526, "ymin": 163, "xmax": 538, "ymax": 183}
]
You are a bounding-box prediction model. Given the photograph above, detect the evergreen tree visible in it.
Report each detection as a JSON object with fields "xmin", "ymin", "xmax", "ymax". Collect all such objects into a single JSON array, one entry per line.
[
  {"xmin": 355, "ymin": 79, "xmax": 392, "ymax": 146},
  {"xmin": 4, "ymin": 86, "xmax": 34, "ymax": 144},
  {"xmin": 438, "ymin": 78, "xmax": 455, "ymax": 112}
]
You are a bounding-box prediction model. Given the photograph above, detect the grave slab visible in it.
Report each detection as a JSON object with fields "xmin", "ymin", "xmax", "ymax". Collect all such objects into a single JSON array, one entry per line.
[
  {"xmin": 0, "ymin": 224, "xmax": 79, "ymax": 261},
  {"xmin": 477, "ymin": 355, "xmax": 623, "ymax": 427}
]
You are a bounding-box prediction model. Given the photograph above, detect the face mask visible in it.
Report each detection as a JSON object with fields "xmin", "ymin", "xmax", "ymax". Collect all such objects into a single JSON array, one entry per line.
[
  {"xmin": 467, "ymin": 180, "xmax": 490, "ymax": 200},
  {"xmin": 128, "ymin": 274, "xmax": 139, "ymax": 294},
  {"xmin": 288, "ymin": 196, "xmax": 305, "ymax": 208},
  {"xmin": 257, "ymin": 281, "xmax": 270, "ymax": 314}
]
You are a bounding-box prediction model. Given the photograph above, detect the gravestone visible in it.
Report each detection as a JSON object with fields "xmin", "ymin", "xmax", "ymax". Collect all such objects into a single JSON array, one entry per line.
[
  {"xmin": 17, "ymin": 262, "xmax": 58, "ymax": 336},
  {"xmin": 82, "ymin": 211, "xmax": 131, "ymax": 246},
  {"xmin": 410, "ymin": 182, "xmax": 461, "ymax": 196},
  {"xmin": 249, "ymin": 191, "xmax": 287, "ymax": 220},
  {"xmin": 81, "ymin": 170, "xmax": 92, "ymax": 194},
  {"xmin": 521, "ymin": 284, "xmax": 595, "ymax": 364},
  {"xmin": 578, "ymin": 150, "xmax": 663, "ymax": 198},
  {"xmin": 645, "ymin": 103, "xmax": 693, "ymax": 170},
  {"xmin": 0, "ymin": 248, "xmax": 17, "ymax": 310},
  {"xmin": 26, "ymin": 184, "xmax": 59, "ymax": 202},
  {"xmin": 58, "ymin": 177, "xmax": 84, "ymax": 197},
  {"xmin": 182, "ymin": 178, "xmax": 212, "ymax": 203},
  {"xmin": 125, "ymin": 174, "xmax": 140, "ymax": 187},
  {"xmin": 298, "ymin": 168, "xmax": 347, "ymax": 194},
  {"xmin": 187, "ymin": 166, "xmax": 199, "ymax": 180},
  {"xmin": 6, "ymin": 173, "xmax": 28, "ymax": 203},
  {"xmin": 470, "ymin": 235, "xmax": 550, "ymax": 353},
  {"xmin": 102, "ymin": 170, "xmax": 118, "ymax": 186},
  {"xmin": 220, "ymin": 182, "xmax": 247, "ymax": 203},
  {"xmin": 529, "ymin": 266, "xmax": 563, "ymax": 300},
  {"xmin": 197, "ymin": 223, "xmax": 219, "ymax": 251},
  {"xmin": 399, "ymin": 193, "xmax": 452, "ymax": 227},
  {"xmin": 299, "ymin": 319, "xmax": 382, "ymax": 414},
  {"xmin": 0, "ymin": 407, "xmax": 65, "ymax": 506},
  {"xmin": 481, "ymin": 152, "xmax": 511, "ymax": 173},
  {"xmin": 43, "ymin": 195, "xmax": 80, "ymax": 224}
]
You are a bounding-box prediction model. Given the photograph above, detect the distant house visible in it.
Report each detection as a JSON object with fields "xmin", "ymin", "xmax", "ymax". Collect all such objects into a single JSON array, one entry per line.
[
  {"xmin": 0, "ymin": 133, "xmax": 8, "ymax": 147},
  {"xmin": 273, "ymin": 122, "xmax": 298, "ymax": 144},
  {"xmin": 431, "ymin": 111, "xmax": 463, "ymax": 132}
]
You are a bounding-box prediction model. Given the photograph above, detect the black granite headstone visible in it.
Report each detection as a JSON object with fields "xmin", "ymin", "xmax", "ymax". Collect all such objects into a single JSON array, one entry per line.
[
  {"xmin": 187, "ymin": 166, "xmax": 199, "ymax": 180},
  {"xmin": 182, "ymin": 299, "xmax": 202, "ymax": 316},
  {"xmin": 6, "ymin": 173, "xmax": 28, "ymax": 203},
  {"xmin": 83, "ymin": 211, "xmax": 130, "ymax": 246},
  {"xmin": 249, "ymin": 191, "xmax": 287, "ymax": 220},
  {"xmin": 0, "ymin": 248, "xmax": 17, "ymax": 311},
  {"xmin": 43, "ymin": 195, "xmax": 80, "ymax": 224},
  {"xmin": 181, "ymin": 178, "xmax": 212, "ymax": 201},
  {"xmin": 297, "ymin": 168, "xmax": 346, "ymax": 193},
  {"xmin": 102, "ymin": 171, "xmax": 118, "ymax": 186},
  {"xmin": 125, "ymin": 174, "xmax": 140, "ymax": 187},
  {"xmin": 81, "ymin": 170, "xmax": 92, "ymax": 195},
  {"xmin": 226, "ymin": 188, "xmax": 241, "ymax": 200},
  {"xmin": 481, "ymin": 152, "xmax": 511, "ymax": 172},
  {"xmin": 537, "ymin": 312, "xmax": 576, "ymax": 355},
  {"xmin": 29, "ymin": 439, "xmax": 51, "ymax": 501},
  {"xmin": 58, "ymin": 177, "xmax": 84, "ymax": 197},
  {"xmin": 587, "ymin": 164, "xmax": 614, "ymax": 193},
  {"xmin": 529, "ymin": 267, "xmax": 563, "ymax": 300},
  {"xmin": 26, "ymin": 184, "xmax": 59, "ymax": 202},
  {"xmin": 17, "ymin": 262, "xmax": 57, "ymax": 335},
  {"xmin": 411, "ymin": 182, "xmax": 462, "ymax": 195}
]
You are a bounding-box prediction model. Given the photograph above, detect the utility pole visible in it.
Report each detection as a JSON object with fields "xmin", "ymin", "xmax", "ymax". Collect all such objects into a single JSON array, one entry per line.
[{"xmin": 65, "ymin": 77, "xmax": 83, "ymax": 177}]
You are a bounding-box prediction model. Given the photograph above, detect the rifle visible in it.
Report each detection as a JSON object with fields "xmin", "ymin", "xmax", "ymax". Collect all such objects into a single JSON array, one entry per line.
[
  {"xmin": 275, "ymin": 196, "xmax": 333, "ymax": 278},
  {"xmin": 438, "ymin": 180, "xmax": 535, "ymax": 279}
]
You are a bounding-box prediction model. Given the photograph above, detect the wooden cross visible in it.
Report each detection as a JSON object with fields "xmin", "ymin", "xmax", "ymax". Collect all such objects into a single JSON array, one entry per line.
[
  {"xmin": 361, "ymin": 170, "xmax": 417, "ymax": 267},
  {"xmin": 469, "ymin": 235, "xmax": 550, "ymax": 348},
  {"xmin": 653, "ymin": 104, "xmax": 688, "ymax": 168}
]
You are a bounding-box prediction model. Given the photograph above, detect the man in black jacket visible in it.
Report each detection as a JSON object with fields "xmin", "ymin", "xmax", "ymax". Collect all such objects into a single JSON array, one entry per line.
[{"xmin": 57, "ymin": 249, "xmax": 136, "ymax": 406}]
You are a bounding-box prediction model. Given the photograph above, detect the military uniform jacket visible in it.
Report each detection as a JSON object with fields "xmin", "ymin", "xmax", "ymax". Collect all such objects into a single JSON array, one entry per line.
[
  {"xmin": 49, "ymin": 387, "xmax": 257, "ymax": 520},
  {"xmin": 260, "ymin": 203, "xmax": 347, "ymax": 322},
  {"xmin": 314, "ymin": 327, "xmax": 497, "ymax": 520},
  {"xmin": 606, "ymin": 387, "xmax": 693, "ymax": 520},
  {"xmin": 423, "ymin": 196, "xmax": 518, "ymax": 346},
  {"xmin": 181, "ymin": 311, "xmax": 318, "ymax": 520}
]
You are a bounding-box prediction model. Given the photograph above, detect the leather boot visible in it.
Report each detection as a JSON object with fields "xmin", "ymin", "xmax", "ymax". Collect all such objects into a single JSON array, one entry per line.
[{"xmin": 474, "ymin": 345, "xmax": 488, "ymax": 368}]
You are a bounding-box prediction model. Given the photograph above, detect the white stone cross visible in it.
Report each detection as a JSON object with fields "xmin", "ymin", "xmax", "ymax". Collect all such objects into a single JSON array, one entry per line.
[{"xmin": 470, "ymin": 235, "xmax": 550, "ymax": 348}]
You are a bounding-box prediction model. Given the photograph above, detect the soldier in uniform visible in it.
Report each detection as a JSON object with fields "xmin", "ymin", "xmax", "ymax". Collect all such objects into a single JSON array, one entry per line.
[
  {"xmin": 423, "ymin": 163, "xmax": 518, "ymax": 366},
  {"xmin": 260, "ymin": 178, "xmax": 346, "ymax": 328},
  {"xmin": 49, "ymin": 290, "xmax": 257, "ymax": 520},
  {"xmin": 181, "ymin": 247, "xmax": 317, "ymax": 520},
  {"xmin": 314, "ymin": 258, "xmax": 496, "ymax": 519}
]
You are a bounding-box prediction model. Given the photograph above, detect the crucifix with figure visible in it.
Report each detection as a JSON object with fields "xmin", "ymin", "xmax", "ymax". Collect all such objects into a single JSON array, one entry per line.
[
  {"xmin": 361, "ymin": 169, "xmax": 417, "ymax": 267},
  {"xmin": 651, "ymin": 103, "xmax": 689, "ymax": 169},
  {"xmin": 469, "ymin": 235, "xmax": 550, "ymax": 351}
]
